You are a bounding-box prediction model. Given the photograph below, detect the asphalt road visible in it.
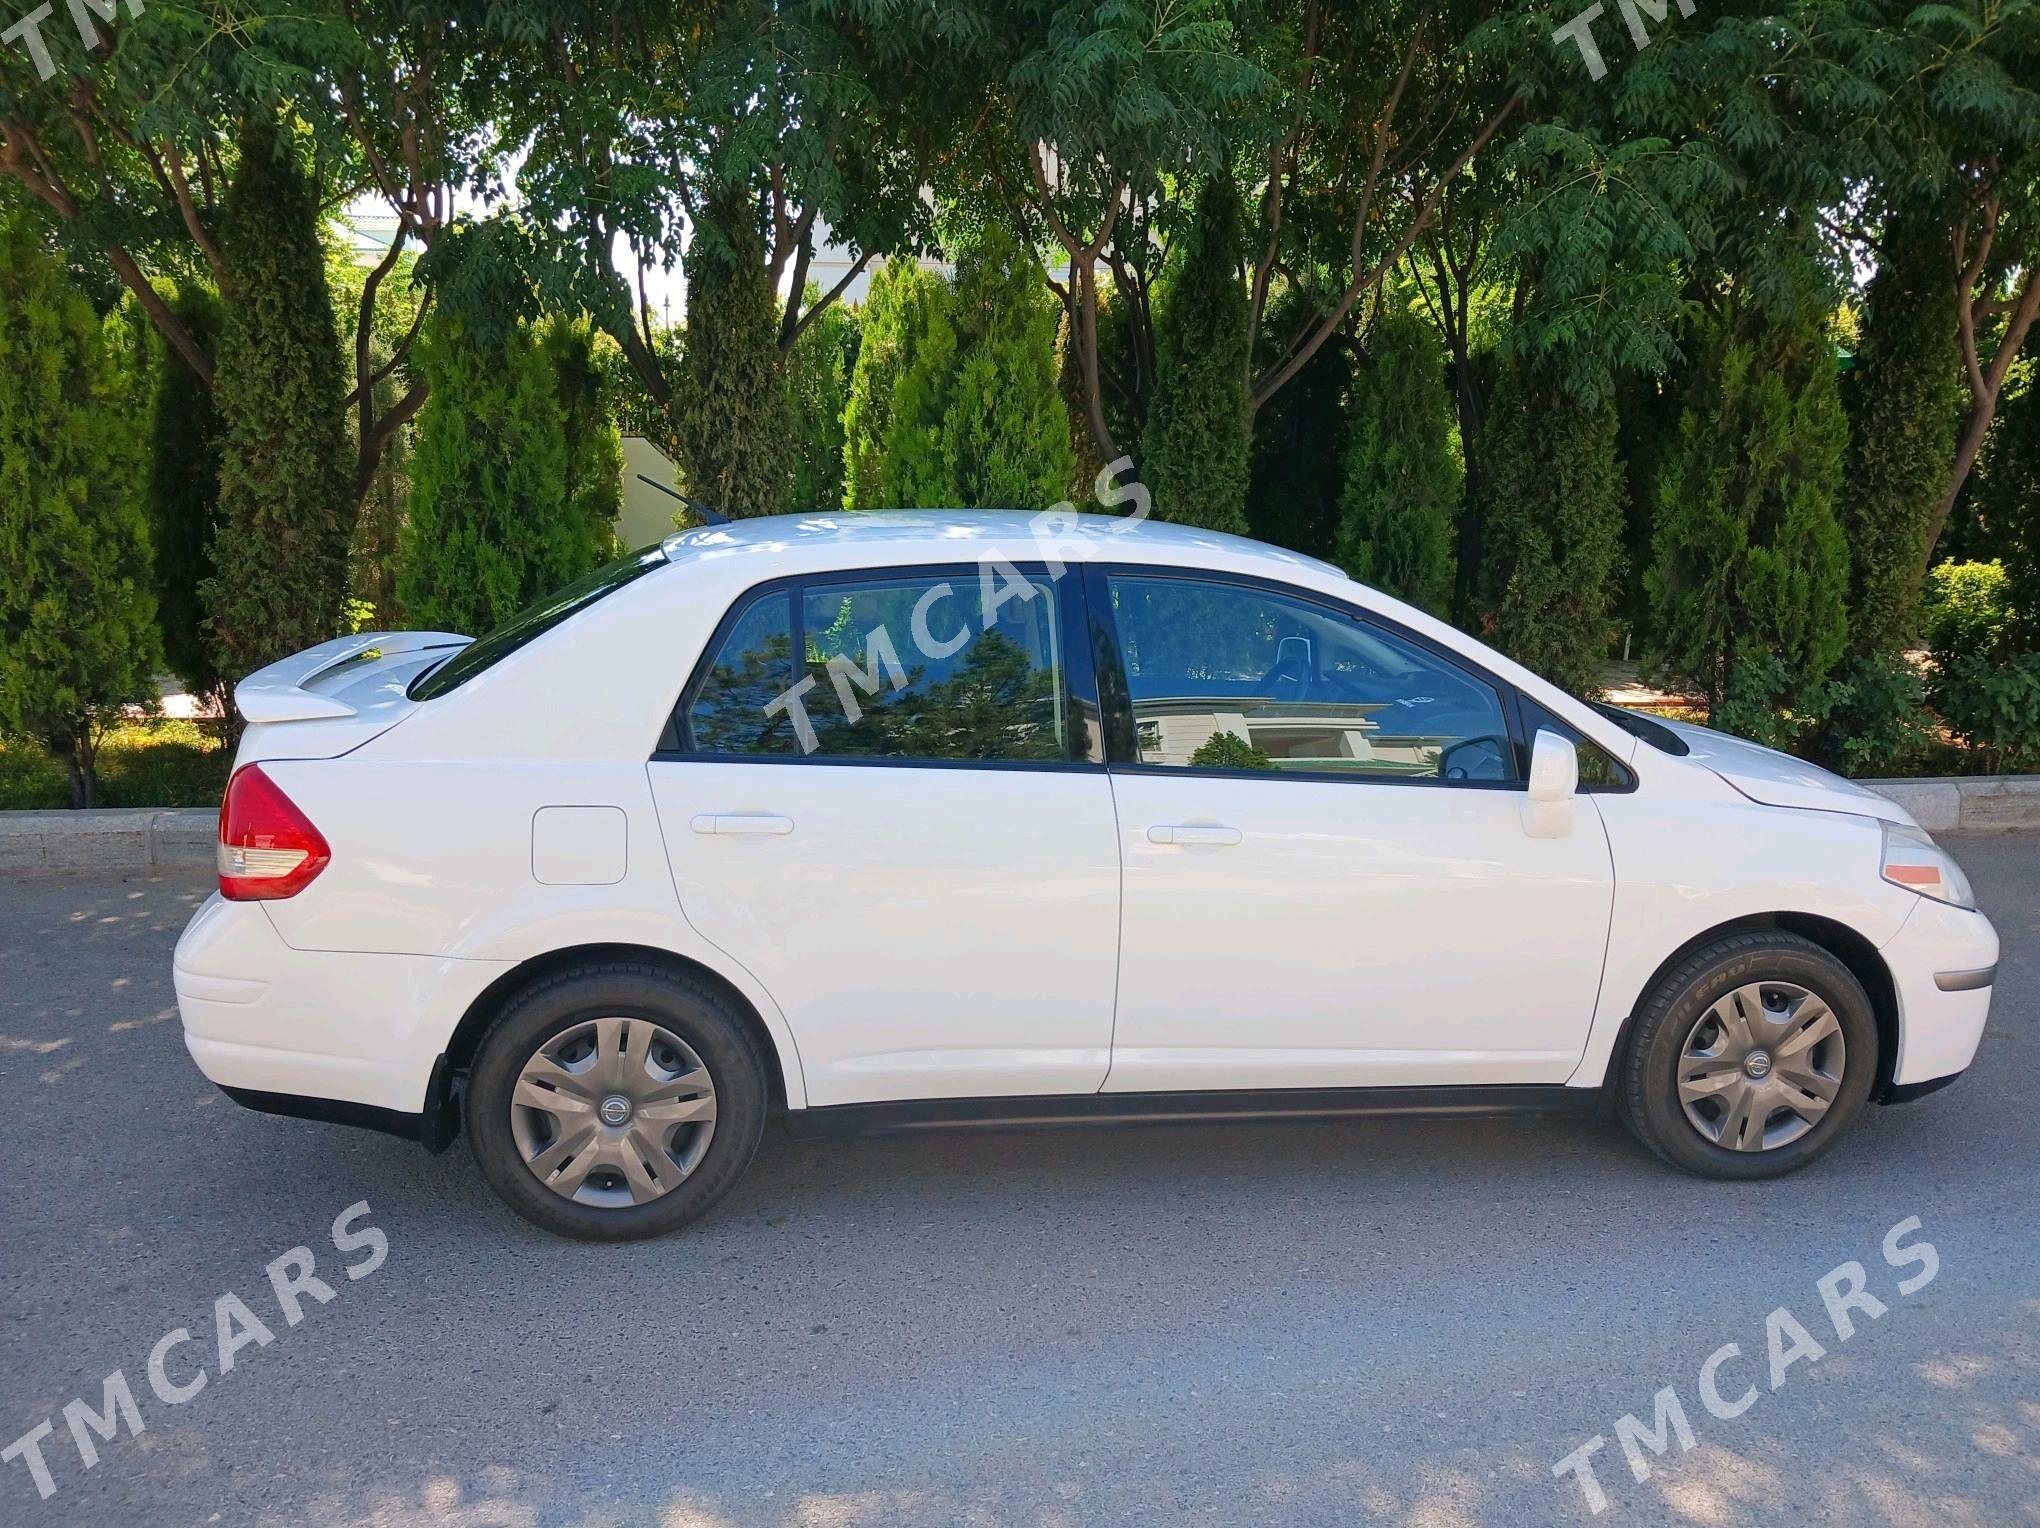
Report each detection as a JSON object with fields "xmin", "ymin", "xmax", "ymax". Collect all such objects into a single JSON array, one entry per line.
[{"xmin": 2, "ymin": 836, "xmax": 2036, "ymax": 1527}]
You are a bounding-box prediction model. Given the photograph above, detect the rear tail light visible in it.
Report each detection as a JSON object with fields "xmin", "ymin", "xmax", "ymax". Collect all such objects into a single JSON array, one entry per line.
[{"xmin": 217, "ymin": 765, "xmax": 330, "ymax": 901}]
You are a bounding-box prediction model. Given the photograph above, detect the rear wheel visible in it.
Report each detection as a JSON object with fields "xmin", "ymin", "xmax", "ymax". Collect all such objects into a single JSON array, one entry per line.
[
  {"xmin": 1618, "ymin": 932, "xmax": 1878, "ymax": 1179},
  {"xmin": 467, "ymin": 962, "xmax": 767, "ymax": 1240}
]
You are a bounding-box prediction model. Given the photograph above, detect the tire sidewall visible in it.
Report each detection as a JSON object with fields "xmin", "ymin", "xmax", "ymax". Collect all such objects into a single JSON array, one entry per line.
[
  {"xmin": 1632, "ymin": 940, "xmax": 1877, "ymax": 1179},
  {"xmin": 467, "ymin": 968, "xmax": 767, "ymax": 1240}
]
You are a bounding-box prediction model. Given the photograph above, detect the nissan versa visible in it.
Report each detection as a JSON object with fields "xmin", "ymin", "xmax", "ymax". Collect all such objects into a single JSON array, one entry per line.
[{"xmin": 174, "ymin": 512, "xmax": 1999, "ymax": 1240}]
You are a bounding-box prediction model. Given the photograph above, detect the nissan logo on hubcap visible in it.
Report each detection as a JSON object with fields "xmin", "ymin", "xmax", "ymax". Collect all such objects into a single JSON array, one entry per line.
[
  {"xmin": 599, "ymin": 1095, "xmax": 632, "ymax": 1126},
  {"xmin": 1745, "ymin": 1051, "xmax": 1772, "ymax": 1080}
]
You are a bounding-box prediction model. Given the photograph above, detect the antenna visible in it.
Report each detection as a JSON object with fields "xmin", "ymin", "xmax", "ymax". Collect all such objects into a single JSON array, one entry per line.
[{"xmin": 636, "ymin": 474, "xmax": 730, "ymax": 527}]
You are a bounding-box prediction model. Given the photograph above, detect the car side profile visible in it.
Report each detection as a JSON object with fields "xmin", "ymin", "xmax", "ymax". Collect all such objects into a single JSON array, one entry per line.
[{"xmin": 175, "ymin": 511, "xmax": 2000, "ymax": 1240}]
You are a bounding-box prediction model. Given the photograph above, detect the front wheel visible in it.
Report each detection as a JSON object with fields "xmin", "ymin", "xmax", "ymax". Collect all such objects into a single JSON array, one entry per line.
[
  {"xmin": 1618, "ymin": 932, "xmax": 1878, "ymax": 1179},
  {"xmin": 467, "ymin": 962, "xmax": 768, "ymax": 1240}
]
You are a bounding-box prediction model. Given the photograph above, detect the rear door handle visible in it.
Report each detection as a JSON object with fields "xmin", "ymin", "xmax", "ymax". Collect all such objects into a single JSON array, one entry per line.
[
  {"xmin": 1147, "ymin": 823, "xmax": 1242, "ymax": 846},
  {"xmin": 690, "ymin": 813, "xmax": 794, "ymax": 836}
]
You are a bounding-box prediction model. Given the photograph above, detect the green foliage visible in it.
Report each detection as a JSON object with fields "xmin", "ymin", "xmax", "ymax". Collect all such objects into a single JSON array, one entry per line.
[
  {"xmin": 400, "ymin": 304, "xmax": 586, "ymax": 635},
  {"xmin": 0, "ymin": 217, "xmax": 160, "ymax": 807},
  {"xmin": 1922, "ymin": 560, "xmax": 2012, "ymax": 669},
  {"xmin": 541, "ymin": 316, "xmax": 624, "ymax": 559},
  {"xmin": 787, "ymin": 299, "xmax": 859, "ymax": 509},
  {"xmin": 1645, "ymin": 315, "xmax": 1851, "ymax": 710},
  {"xmin": 1140, "ymin": 178, "xmax": 1251, "ymax": 535},
  {"xmin": 1710, "ymin": 655, "xmax": 1846, "ymax": 757},
  {"xmin": 1978, "ymin": 379, "xmax": 2040, "ymax": 654},
  {"xmin": 674, "ymin": 189, "xmax": 793, "ymax": 517},
  {"xmin": 1249, "ymin": 292, "xmax": 1349, "ymax": 563},
  {"xmin": 941, "ymin": 222, "xmax": 1075, "ymax": 509},
  {"xmin": 144, "ymin": 287, "xmax": 227, "ymax": 706},
  {"xmin": 879, "ymin": 265, "xmax": 959, "ymax": 507},
  {"xmin": 1818, "ymin": 654, "xmax": 1940, "ymax": 778},
  {"xmin": 1475, "ymin": 359, "xmax": 1626, "ymax": 695},
  {"xmin": 842, "ymin": 261, "xmax": 914, "ymax": 509},
  {"xmin": 1842, "ymin": 208, "xmax": 1964, "ymax": 657},
  {"xmin": 0, "ymin": 719, "xmax": 230, "ymax": 811},
  {"xmin": 1188, "ymin": 729, "xmax": 1274, "ymax": 771},
  {"xmin": 203, "ymin": 122, "xmax": 355, "ymax": 683},
  {"xmin": 1335, "ymin": 297, "xmax": 1460, "ymax": 614},
  {"xmin": 1934, "ymin": 652, "xmax": 2040, "ymax": 772}
]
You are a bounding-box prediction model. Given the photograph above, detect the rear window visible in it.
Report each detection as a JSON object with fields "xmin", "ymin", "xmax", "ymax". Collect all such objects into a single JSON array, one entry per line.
[{"xmin": 408, "ymin": 545, "xmax": 667, "ymax": 701}]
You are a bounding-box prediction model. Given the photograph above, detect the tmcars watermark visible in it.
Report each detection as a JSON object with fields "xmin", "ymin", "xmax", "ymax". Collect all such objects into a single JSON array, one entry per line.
[
  {"xmin": 1551, "ymin": 0, "xmax": 1697, "ymax": 81},
  {"xmin": 3, "ymin": 0, "xmax": 140, "ymax": 81},
  {"xmin": 763, "ymin": 457, "xmax": 1150, "ymax": 753},
  {"xmin": 1550, "ymin": 1214, "xmax": 1940, "ymax": 1515},
  {"xmin": 1, "ymin": 1201, "xmax": 388, "ymax": 1504}
]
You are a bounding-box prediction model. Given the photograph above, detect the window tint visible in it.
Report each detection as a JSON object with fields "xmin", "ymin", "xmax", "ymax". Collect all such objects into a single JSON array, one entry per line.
[
  {"xmin": 410, "ymin": 544, "xmax": 666, "ymax": 700},
  {"xmin": 800, "ymin": 575, "xmax": 1068, "ymax": 762},
  {"xmin": 1106, "ymin": 574, "xmax": 1515, "ymax": 781},
  {"xmin": 687, "ymin": 591, "xmax": 799, "ymax": 755}
]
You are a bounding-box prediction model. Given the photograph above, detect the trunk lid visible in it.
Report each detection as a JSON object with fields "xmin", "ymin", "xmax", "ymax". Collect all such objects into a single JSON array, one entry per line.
[
  {"xmin": 1658, "ymin": 718, "xmax": 1915, "ymax": 826},
  {"xmin": 232, "ymin": 630, "xmax": 469, "ymax": 763}
]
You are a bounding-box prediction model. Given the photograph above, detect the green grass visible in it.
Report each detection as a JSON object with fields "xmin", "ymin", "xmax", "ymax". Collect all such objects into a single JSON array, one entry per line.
[{"xmin": 0, "ymin": 717, "xmax": 232, "ymax": 810}]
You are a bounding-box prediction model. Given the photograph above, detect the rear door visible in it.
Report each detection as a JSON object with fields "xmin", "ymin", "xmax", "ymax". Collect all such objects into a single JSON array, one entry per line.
[
  {"xmin": 1092, "ymin": 567, "xmax": 1617, "ymax": 1092},
  {"xmin": 647, "ymin": 563, "xmax": 1121, "ymax": 1107}
]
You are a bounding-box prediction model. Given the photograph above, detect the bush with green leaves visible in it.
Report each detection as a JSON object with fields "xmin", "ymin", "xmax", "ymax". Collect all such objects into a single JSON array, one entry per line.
[
  {"xmin": 1645, "ymin": 317, "xmax": 1850, "ymax": 711},
  {"xmin": 1841, "ymin": 208, "xmax": 1963, "ymax": 657},
  {"xmin": 1474, "ymin": 360, "xmax": 1626, "ymax": 695},
  {"xmin": 400, "ymin": 305, "xmax": 583, "ymax": 635},
  {"xmin": 842, "ymin": 259, "xmax": 958, "ymax": 508},
  {"xmin": 673, "ymin": 189, "xmax": 792, "ymax": 517},
  {"xmin": 1709, "ymin": 656, "xmax": 1845, "ymax": 757},
  {"xmin": 144, "ymin": 286, "xmax": 227, "ymax": 707},
  {"xmin": 1976, "ymin": 379, "xmax": 2040, "ymax": 654},
  {"xmin": 1921, "ymin": 560, "xmax": 2012, "ymax": 669},
  {"xmin": 1188, "ymin": 730, "xmax": 1274, "ymax": 771},
  {"xmin": 1140, "ymin": 178, "xmax": 1251, "ymax": 535},
  {"xmin": 202, "ymin": 121, "xmax": 356, "ymax": 683},
  {"xmin": 1934, "ymin": 652, "xmax": 2040, "ymax": 773},
  {"xmin": 1817, "ymin": 654, "xmax": 1940, "ymax": 778},
  {"xmin": 1248, "ymin": 291, "xmax": 1349, "ymax": 562},
  {"xmin": 0, "ymin": 217, "xmax": 161, "ymax": 807},
  {"xmin": 941, "ymin": 221, "xmax": 1074, "ymax": 509},
  {"xmin": 1335, "ymin": 297, "xmax": 1460, "ymax": 614}
]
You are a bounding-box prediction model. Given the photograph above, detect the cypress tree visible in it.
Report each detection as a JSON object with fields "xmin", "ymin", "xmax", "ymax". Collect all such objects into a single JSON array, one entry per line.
[
  {"xmin": 542, "ymin": 316, "xmax": 624, "ymax": 558},
  {"xmin": 1476, "ymin": 360, "xmax": 1627, "ymax": 695},
  {"xmin": 1248, "ymin": 291, "xmax": 1349, "ymax": 562},
  {"xmin": 0, "ymin": 217, "xmax": 160, "ymax": 806},
  {"xmin": 877, "ymin": 263, "xmax": 958, "ymax": 507},
  {"xmin": 1842, "ymin": 207, "xmax": 1963, "ymax": 657},
  {"xmin": 1645, "ymin": 314, "xmax": 1851, "ymax": 710},
  {"xmin": 399, "ymin": 307, "xmax": 578, "ymax": 634},
  {"xmin": 203, "ymin": 121, "xmax": 355, "ymax": 681},
  {"xmin": 144, "ymin": 286, "xmax": 227, "ymax": 708},
  {"xmin": 941, "ymin": 221, "xmax": 1075, "ymax": 508},
  {"xmin": 674, "ymin": 188, "xmax": 792, "ymax": 517},
  {"xmin": 842, "ymin": 260, "xmax": 914, "ymax": 510},
  {"xmin": 1141, "ymin": 178, "xmax": 1251, "ymax": 535},
  {"xmin": 1980, "ymin": 379, "xmax": 2040, "ymax": 654},
  {"xmin": 787, "ymin": 298, "xmax": 859, "ymax": 509},
  {"xmin": 1335, "ymin": 298, "xmax": 1460, "ymax": 613}
]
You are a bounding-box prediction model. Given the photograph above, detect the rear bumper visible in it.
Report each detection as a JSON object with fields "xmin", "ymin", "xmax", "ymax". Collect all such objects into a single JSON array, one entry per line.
[
  {"xmin": 175, "ymin": 894, "xmax": 509, "ymax": 1118},
  {"xmin": 1881, "ymin": 897, "xmax": 2000, "ymax": 1089}
]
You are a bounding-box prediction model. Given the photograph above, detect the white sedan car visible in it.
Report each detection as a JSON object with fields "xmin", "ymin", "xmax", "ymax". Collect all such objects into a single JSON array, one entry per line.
[{"xmin": 175, "ymin": 511, "xmax": 1999, "ymax": 1240}]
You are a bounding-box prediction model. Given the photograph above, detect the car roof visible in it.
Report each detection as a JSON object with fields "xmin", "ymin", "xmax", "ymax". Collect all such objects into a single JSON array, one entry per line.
[{"xmin": 659, "ymin": 508, "xmax": 1348, "ymax": 581}]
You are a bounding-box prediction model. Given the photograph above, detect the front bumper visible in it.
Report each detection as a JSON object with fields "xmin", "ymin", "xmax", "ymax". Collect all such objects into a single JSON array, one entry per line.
[
  {"xmin": 1880, "ymin": 894, "xmax": 2000, "ymax": 1090},
  {"xmin": 174, "ymin": 894, "xmax": 510, "ymax": 1123}
]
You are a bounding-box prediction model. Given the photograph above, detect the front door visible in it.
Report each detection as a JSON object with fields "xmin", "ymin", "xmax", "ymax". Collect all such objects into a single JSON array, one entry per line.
[
  {"xmin": 649, "ymin": 564, "xmax": 1120, "ymax": 1107},
  {"xmin": 1093, "ymin": 569, "xmax": 1616, "ymax": 1092}
]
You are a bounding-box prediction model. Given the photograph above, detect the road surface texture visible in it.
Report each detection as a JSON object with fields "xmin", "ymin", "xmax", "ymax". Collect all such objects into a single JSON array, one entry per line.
[{"xmin": 2, "ymin": 836, "xmax": 2035, "ymax": 1527}]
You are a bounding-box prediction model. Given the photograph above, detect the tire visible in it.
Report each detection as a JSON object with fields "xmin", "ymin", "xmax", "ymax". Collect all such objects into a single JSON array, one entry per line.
[
  {"xmin": 1617, "ymin": 931, "xmax": 1878, "ymax": 1180},
  {"xmin": 466, "ymin": 961, "xmax": 768, "ymax": 1240}
]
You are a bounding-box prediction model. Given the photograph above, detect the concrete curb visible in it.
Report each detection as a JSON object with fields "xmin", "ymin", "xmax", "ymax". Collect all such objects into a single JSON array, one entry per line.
[
  {"xmin": 1, "ymin": 775, "xmax": 2034, "ymax": 875},
  {"xmin": 0, "ymin": 807, "xmax": 215, "ymax": 874}
]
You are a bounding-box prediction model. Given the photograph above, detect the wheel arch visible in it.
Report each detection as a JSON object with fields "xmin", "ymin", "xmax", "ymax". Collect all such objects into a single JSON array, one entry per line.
[
  {"xmin": 1596, "ymin": 912, "xmax": 1901, "ymax": 1110},
  {"xmin": 440, "ymin": 943, "xmax": 797, "ymax": 1115}
]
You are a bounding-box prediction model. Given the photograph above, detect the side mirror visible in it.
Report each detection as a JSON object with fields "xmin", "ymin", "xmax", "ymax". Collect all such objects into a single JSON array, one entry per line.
[{"xmin": 1528, "ymin": 729, "xmax": 1579, "ymax": 803}]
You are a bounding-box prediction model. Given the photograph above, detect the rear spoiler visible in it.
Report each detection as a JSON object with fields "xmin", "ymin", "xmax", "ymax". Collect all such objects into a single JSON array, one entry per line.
[{"xmin": 234, "ymin": 631, "xmax": 469, "ymax": 724}]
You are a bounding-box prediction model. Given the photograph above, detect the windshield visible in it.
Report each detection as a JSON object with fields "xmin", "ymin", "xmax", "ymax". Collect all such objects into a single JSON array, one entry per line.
[
  {"xmin": 408, "ymin": 544, "xmax": 668, "ymax": 701},
  {"xmin": 1588, "ymin": 699, "xmax": 1691, "ymax": 756}
]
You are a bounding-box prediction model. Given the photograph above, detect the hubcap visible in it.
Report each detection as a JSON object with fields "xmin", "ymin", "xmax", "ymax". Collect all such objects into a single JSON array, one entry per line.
[
  {"xmin": 1678, "ymin": 981, "xmax": 1845, "ymax": 1152},
  {"xmin": 509, "ymin": 1018, "xmax": 717, "ymax": 1208}
]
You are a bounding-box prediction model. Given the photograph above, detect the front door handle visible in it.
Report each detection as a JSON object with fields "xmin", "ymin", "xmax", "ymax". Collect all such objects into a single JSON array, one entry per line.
[
  {"xmin": 1147, "ymin": 823, "xmax": 1242, "ymax": 846},
  {"xmin": 690, "ymin": 813, "xmax": 794, "ymax": 836}
]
